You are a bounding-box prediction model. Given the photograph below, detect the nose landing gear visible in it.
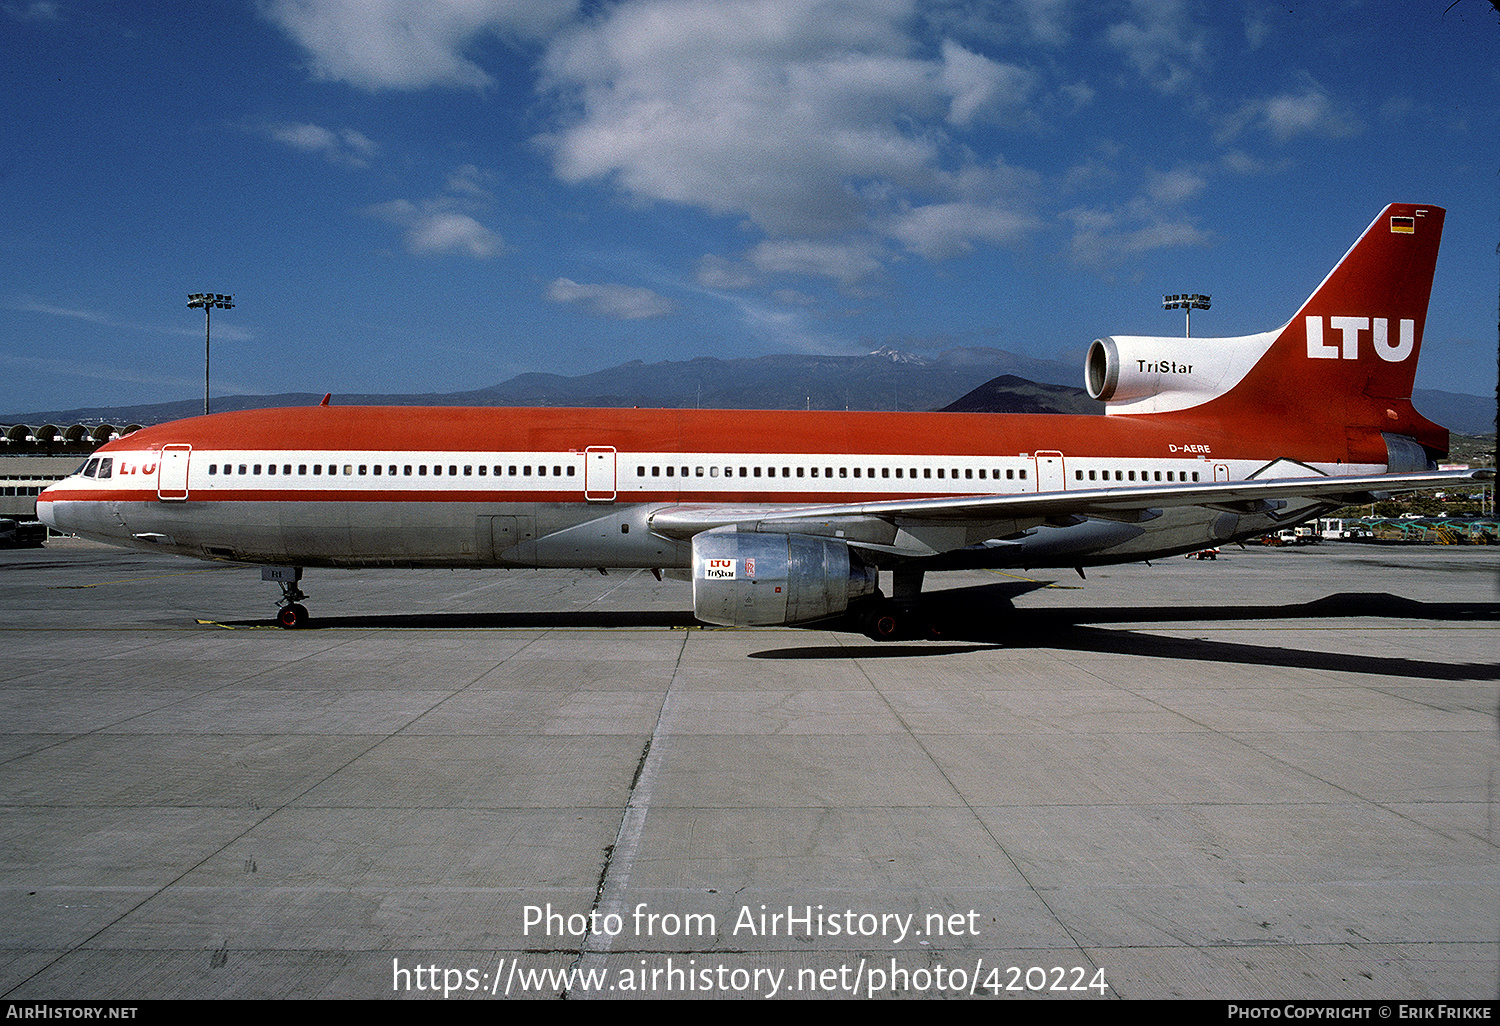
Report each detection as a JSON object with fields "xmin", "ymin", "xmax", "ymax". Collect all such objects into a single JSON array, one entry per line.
[{"xmin": 263, "ymin": 567, "xmax": 309, "ymax": 629}]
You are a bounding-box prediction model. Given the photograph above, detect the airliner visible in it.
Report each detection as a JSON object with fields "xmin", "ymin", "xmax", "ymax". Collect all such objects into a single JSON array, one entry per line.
[{"xmin": 38, "ymin": 203, "xmax": 1493, "ymax": 635}]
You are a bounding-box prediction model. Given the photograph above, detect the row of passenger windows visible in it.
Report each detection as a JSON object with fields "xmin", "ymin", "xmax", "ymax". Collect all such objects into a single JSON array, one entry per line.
[
  {"xmin": 1080, "ymin": 469, "xmax": 1201, "ymax": 482},
  {"xmin": 207, "ymin": 463, "xmax": 576, "ymax": 478},
  {"xmin": 636, "ymin": 465, "xmax": 1027, "ymax": 480},
  {"xmin": 201, "ymin": 461, "xmax": 1205, "ymax": 484}
]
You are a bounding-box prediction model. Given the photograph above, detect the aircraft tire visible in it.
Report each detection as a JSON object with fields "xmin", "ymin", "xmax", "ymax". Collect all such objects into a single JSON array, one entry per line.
[
  {"xmin": 277, "ymin": 603, "xmax": 309, "ymax": 629},
  {"xmin": 863, "ymin": 606, "xmax": 902, "ymax": 641}
]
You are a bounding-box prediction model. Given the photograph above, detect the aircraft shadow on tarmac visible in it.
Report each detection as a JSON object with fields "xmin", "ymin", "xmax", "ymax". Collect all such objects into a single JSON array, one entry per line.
[
  {"xmin": 219, "ymin": 578, "xmax": 1500, "ymax": 681},
  {"xmin": 749, "ymin": 581, "xmax": 1500, "ymax": 681}
]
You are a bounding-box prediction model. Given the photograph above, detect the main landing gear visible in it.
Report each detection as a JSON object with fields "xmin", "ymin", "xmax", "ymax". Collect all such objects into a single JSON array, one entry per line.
[
  {"xmin": 856, "ymin": 569, "xmax": 937, "ymax": 641},
  {"xmin": 856, "ymin": 600, "xmax": 942, "ymax": 641},
  {"xmin": 263, "ymin": 567, "xmax": 309, "ymax": 629}
]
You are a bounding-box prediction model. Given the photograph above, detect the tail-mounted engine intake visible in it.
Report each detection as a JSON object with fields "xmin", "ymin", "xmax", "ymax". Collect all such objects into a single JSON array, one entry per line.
[
  {"xmin": 691, "ymin": 530, "xmax": 877, "ymax": 627},
  {"xmin": 1085, "ymin": 331, "xmax": 1277, "ymax": 414}
]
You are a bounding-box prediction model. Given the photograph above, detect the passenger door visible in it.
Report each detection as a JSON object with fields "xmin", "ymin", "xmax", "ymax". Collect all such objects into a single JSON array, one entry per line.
[{"xmin": 157, "ymin": 445, "xmax": 191, "ymax": 501}]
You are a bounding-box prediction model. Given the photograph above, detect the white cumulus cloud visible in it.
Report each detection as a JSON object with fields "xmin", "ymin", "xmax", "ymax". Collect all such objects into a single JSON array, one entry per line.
[
  {"xmin": 546, "ymin": 278, "xmax": 676, "ymax": 319},
  {"xmin": 264, "ymin": 122, "xmax": 377, "ymax": 167},
  {"xmin": 263, "ymin": 0, "xmax": 579, "ymax": 89},
  {"xmin": 367, "ymin": 199, "xmax": 503, "ymax": 258}
]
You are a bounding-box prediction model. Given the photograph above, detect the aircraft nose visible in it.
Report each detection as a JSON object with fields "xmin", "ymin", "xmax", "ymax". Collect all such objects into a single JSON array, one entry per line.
[{"xmin": 37, "ymin": 488, "xmax": 59, "ymax": 528}]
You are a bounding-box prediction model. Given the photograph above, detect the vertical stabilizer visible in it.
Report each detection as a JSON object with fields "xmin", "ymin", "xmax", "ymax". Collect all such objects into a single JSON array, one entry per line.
[{"xmin": 1242, "ymin": 203, "xmax": 1443, "ymax": 408}]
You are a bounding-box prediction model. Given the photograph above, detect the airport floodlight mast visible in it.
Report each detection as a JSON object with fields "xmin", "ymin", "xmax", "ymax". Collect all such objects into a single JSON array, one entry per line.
[
  {"xmin": 1162, "ymin": 292, "xmax": 1210, "ymax": 337},
  {"xmin": 187, "ymin": 293, "xmax": 234, "ymax": 415}
]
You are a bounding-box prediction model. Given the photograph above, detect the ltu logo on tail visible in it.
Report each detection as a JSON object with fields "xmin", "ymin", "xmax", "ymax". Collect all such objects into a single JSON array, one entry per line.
[{"xmin": 1305, "ymin": 316, "xmax": 1415, "ymax": 362}]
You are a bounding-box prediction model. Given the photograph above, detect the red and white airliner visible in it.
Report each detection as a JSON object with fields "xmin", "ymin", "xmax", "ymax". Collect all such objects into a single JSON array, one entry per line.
[{"xmin": 38, "ymin": 203, "xmax": 1493, "ymax": 634}]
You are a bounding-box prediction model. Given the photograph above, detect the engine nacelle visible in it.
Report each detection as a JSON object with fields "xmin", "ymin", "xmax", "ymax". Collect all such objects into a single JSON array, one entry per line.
[
  {"xmin": 691, "ymin": 530, "xmax": 877, "ymax": 627},
  {"xmin": 1084, "ymin": 330, "xmax": 1278, "ymax": 414}
]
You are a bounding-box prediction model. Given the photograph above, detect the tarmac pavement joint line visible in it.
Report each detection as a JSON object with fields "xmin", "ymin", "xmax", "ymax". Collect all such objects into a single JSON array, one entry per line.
[{"xmin": 567, "ymin": 628, "xmax": 689, "ymax": 999}]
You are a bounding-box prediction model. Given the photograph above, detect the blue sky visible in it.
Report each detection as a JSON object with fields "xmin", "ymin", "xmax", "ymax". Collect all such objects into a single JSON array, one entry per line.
[{"xmin": 2, "ymin": 0, "xmax": 1497, "ymax": 417}]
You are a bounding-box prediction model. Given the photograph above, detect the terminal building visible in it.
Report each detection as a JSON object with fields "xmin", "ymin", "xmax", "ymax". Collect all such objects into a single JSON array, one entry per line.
[{"xmin": 0, "ymin": 423, "xmax": 139, "ymax": 520}]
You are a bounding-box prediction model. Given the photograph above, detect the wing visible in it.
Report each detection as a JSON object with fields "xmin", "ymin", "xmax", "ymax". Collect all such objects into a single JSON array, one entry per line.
[{"xmin": 648, "ymin": 466, "xmax": 1494, "ymax": 557}]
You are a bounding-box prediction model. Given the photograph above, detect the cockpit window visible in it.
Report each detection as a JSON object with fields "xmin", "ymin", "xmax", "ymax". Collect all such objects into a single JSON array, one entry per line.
[
  {"xmin": 96, "ymin": 458, "xmax": 113, "ymax": 479},
  {"xmin": 81, "ymin": 458, "xmax": 100, "ymax": 478}
]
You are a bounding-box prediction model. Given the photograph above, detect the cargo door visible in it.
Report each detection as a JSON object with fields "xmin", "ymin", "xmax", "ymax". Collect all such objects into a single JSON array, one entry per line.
[
  {"xmin": 481, "ymin": 514, "xmax": 537, "ymax": 566},
  {"xmin": 157, "ymin": 445, "xmax": 191, "ymax": 502}
]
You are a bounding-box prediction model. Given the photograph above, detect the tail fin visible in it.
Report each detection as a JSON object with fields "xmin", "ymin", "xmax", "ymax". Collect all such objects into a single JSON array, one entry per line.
[
  {"xmin": 1236, "ymin": 203, "xmax": 1444, "ymax": 410},
  {"xmin": 1089, "ymin": 204, "xmax": 1447, "ymax": 459}
]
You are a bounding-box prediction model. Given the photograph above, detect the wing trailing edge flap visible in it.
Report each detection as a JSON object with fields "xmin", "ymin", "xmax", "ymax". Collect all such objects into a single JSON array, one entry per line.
[{"xmin": 647, "ymin": 468, "xmax": 1492, "ymax": 552}]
